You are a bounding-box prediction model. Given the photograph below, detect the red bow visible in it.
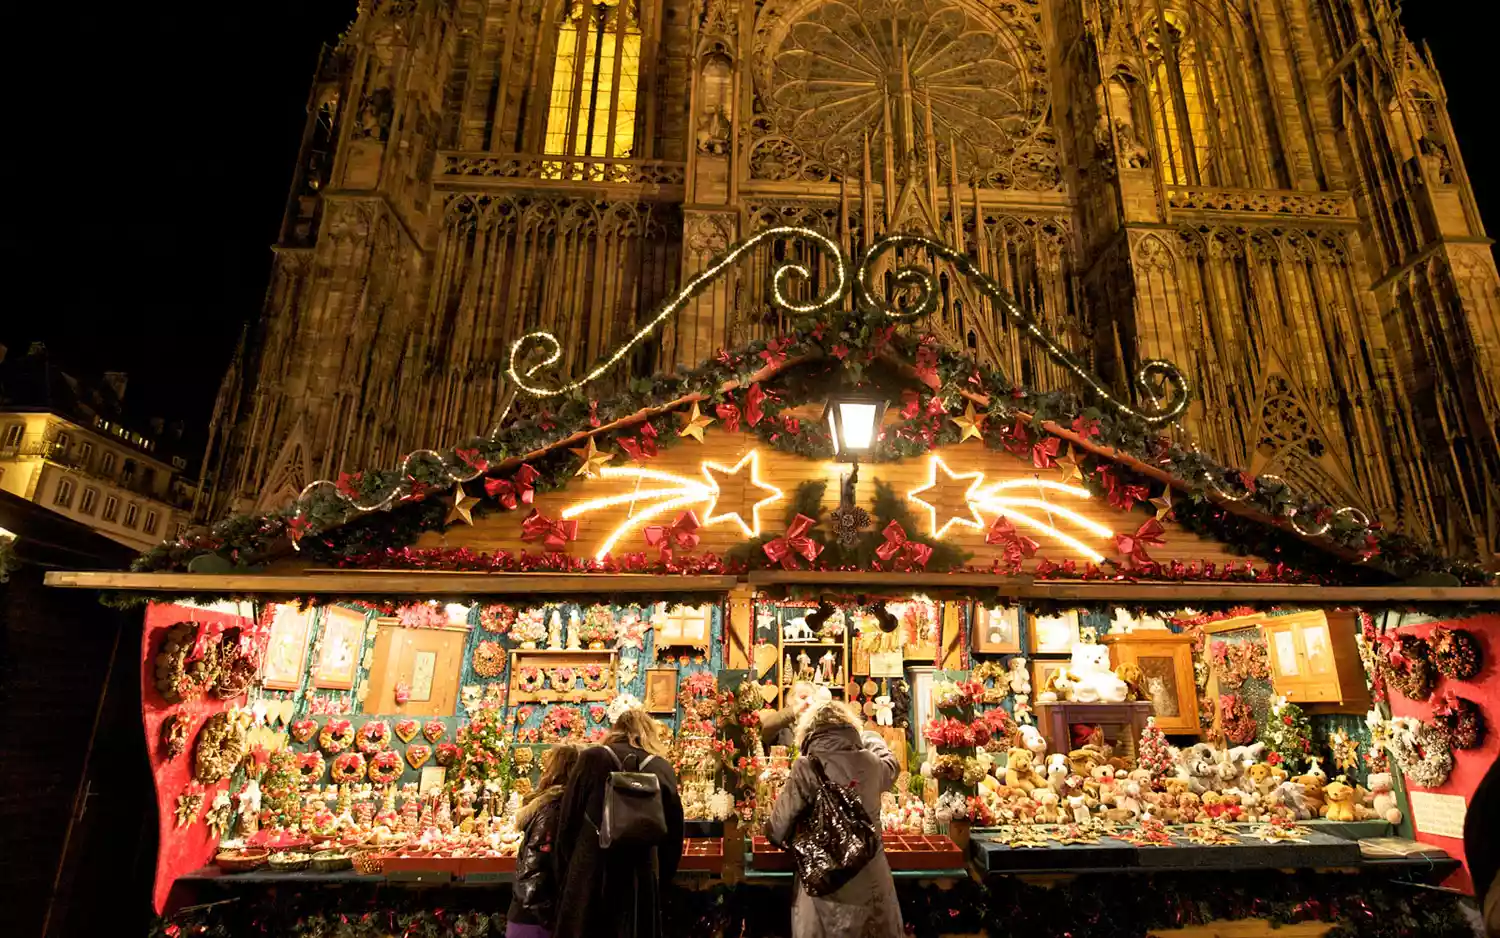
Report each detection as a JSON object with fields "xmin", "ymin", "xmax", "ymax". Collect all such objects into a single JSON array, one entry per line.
[
  {"xmin": 521, "ymin": 509, "xmax": 578, "ymax": 552},
  {"xmin": 618, "ymin": 422, "xmax": 659, "ymax": 462},
  {"xmin": 986, "ymin": 516, "xmax": 1039, "ymax": 572},
  {"xmin": 485, "ymin": 464, "xmax": 539, "ymax": 510},
  {"xmin": 1114, "ymin": 518, "xmax": 1166, "ymax": 570},
  {"xmin": 1377, "ymin": 634, "xmax": 1408, "ymax": 669},
  {"xmin": 746, "ymin": 383, "xmax": 766, "ymax": 427},
  {"xmin": 454, "ymin": 448, "xmax": 488, "ymax": 473},
  {"xmin": 644, "ymin": 510, "xmax": 701, "ymax": 562},
  {"xmin": 763, "ymin": 514, "xmax": 822, "ymax": 569},
  {"xmin": 1071, "ymin": 415, "xmax": 1101, "ymax": 439},
  {"xmin": 1004, "ymin": 418, "xmax": 1031, "ymax": 458},
  {"xmin": 901, "ymin": 389, "xmax": 921, "ymax": 419},
  {"xmin": 1432, "ymin": 693, "xmax": 1463, "ymax": 720},
  {"xmin": 874, "ymin": 520, "xmax": 933, "ymax": 571},
  {"xmin": 1032, "ymin": 436, "xmax": 1060, "ymax": 469},
  {"xmin": 716, "ymin": 402, "xmax": 741, "ymax": 433},
  {"xmin": 1098, "ymin": 469, "xmax": 1149, "ymax": 511}
]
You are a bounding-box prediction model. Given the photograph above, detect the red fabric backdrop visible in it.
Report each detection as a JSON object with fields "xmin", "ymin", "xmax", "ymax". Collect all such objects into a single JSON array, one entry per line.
[
  {"xmin": 1385, "ymin": 612, "xmax": 1498, "ymax": 895},
  {"xmin": 141, "ymin": 601, "xmax": 257, "ymax": 913}
]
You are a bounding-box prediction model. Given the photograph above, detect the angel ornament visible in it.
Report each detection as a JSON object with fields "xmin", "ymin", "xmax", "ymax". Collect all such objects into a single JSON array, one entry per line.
[
  {"xmin": 566, "ymin": 610, "xmax": 582, "ymax": 650},
  {"xmin": 547, "ymin": 609, "xmax": 564, "ymax": 650}
]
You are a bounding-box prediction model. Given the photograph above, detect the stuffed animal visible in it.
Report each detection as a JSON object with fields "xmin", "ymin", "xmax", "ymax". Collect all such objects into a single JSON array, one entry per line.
[
  {"xmin": 1164, "ymin": 776, "xmax": 1190, "ymax": 799},
  {"xmin": 1064, "ymin": 644, "xmax": 1129, "ymax": 703},
  {"xmin": 1178, "ymin": 743, "xmax": 1223, "ymax": 793},
  {"xmin": 1322, "ymin": 780, "xmax": 1357, "ymax": 822},
  {"xmin": 1246, "ymin": 762, "xmax": 1278, "ymax": 796},
  {"xmin": 1177, "ymin": 791, "xmax": 1201, "ymax": 821},
  {"xmin": 1046, "ymin": 755, "xmax": 1069, "ymax": 795},
  {"xmin": 1005, "ymin": 747, "xmax": 1045, "ymax": 794},
  {"xmin": 1067, "ymin": 793, "xmax": 1091, "ymax": 825},
  {"xmin": 1018, "ymin": 724, "xmax": 1048, "ymax": 756},
  {"xmin": 1115, "ymin": 778, "xmax": 1143, "ymax": 821},
  {"xmin": 1292, "ymin": 774, "xmax": 1326, "ymax": 815},
  {"xmin": 872, "ymin": 695, "xmax": 894, "ymax": 726},
  {"xmin": 1114, "ymin": 661, "xmax": 1145, "ymax": 701},
  {"xmin": 1272, "ymin": 780, "xmax": 1312, "ymax": 820},
  {"xmin": 1068, "ymin": 747, "xmax": 1104, "ymax": 778},
  {"xmin": 1240, "ymin": 788, "xmax": 1263, "ymax": 823},
  {"xmin": 1032, "ymin": 788, "xmax": 1065, "ymax": 824},
  {"xmin": 1366, "ymin": 772, "xmax": 1403, "ymax": 825},
  {"xmin": 1007, "ymin": 657, "xmax": 1032, "ymax": 695},
  {"xmin": 1089, "ymin": 765, "xmax": 1119, "ymax": 807},
  {"xmin": 1219, "ymin": 790, "xmax": 1243, "ymax": 822}
]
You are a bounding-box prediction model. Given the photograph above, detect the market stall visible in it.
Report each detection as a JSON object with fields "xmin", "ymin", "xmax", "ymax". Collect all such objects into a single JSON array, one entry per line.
[{"xmin": 49, "ymin": 234, "xmax": 1499, "ymax": 937}]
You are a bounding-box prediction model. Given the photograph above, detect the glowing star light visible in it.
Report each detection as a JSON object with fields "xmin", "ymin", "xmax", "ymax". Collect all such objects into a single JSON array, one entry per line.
[
  {"xmin": 677, "ymin": 401, "xmax": 715, "ymax": 443},
  {"xmin": 907, "ymin": 456, "xmax": 988, "ymax": 538},
  {"xmin": 701, "ymin": 450, "xmax": 784, "ymax": 538}
]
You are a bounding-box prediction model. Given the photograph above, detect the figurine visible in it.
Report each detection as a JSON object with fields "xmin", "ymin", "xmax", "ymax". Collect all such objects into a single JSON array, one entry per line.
[
  {"xmin": 835, "ymin": 665, "xmax": 845, "ymax": 686},
  {"xmin": 797, "ymin": 649, "xmax": 813, "ymax": 681},
  {"xmin": 873, "ymin": 695, "xmax": 894, "ymax": 726},
  {"xmin": 784, "ymin": 654, "xmax": 793, "ymax": 679},
  {"xmin": 1006, "ymin": 657, "xmax": 1031, "ymax": 695},
  {"xmin": 567, "ymin": 610, "xmax": 582, "ymax": 650},
  {"xmin": 1366, "ymin": 773, "xmax": 1402, "ymax": 824},
  {"xmin": 548, "ymin": 609, "xmax": 564, "ymax": 649},
  {"xmin": 818, "ymin": 650, "xmax": 837, "ymax": 683},
  {"xmin": 783, "ymin": 616, "xmax": 814, "ymax": 642}
]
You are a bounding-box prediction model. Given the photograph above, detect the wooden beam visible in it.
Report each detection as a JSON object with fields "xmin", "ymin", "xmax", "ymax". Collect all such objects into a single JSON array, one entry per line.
[{"xmin": 42, "ymin": 570, "xmax": 739, "ymax": 596}]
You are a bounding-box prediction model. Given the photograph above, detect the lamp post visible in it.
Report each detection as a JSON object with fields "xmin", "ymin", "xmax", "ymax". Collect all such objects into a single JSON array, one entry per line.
[{"xmin": 823, "ymin": 394, "xmax": 888, "ymax": 545}]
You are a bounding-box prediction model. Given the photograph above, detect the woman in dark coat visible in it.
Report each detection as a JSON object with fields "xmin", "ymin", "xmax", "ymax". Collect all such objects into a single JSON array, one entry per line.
[
  {"xmin": 506, "ymin": 743, "xmax": 581, "ymax": 938},
  {"xmin": 767, "ymin": 700, "xmax": 902, "ymax": 938},
  {"xmin": 552, "ymin": 709, "xmax": 685, "ymax": 938}
]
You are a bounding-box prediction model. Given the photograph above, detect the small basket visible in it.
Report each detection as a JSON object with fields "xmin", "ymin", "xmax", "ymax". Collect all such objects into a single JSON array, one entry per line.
[
  {"xmin": 215, "ymin": 848, "xmax": 270, "ymax": 873},
  {"xmin": 351, "ymin": 850, "xmax": 386, "ymax": 876},
  {"xmin": 311, "ymin": 851, "xmax": 353, "ymax": 873},
  {"xmin": 267, "ymin": 852, "xmax": 311, "ymax": 873}
]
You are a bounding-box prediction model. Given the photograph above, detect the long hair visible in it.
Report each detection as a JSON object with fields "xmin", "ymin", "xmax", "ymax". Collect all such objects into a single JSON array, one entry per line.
[
  {"xmin": 794, "ymin": 699, "xmax": 861, "ymax": 750},
  {"xmin": 605, "ymin": 707, "xmax": 669, "ymax": 757},
  {"xmin": 529, "ymin": 742, "xmax": 581, "ymax": 800}
]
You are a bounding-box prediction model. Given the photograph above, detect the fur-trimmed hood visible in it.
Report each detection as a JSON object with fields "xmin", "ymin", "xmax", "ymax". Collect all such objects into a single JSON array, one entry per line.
[
  {"xmin": 516, "ymin": 784, "xmax": 564, "ymax": 830},
  {"xmin": 794, "ymin": 700, "xmax": 863, "ymax": 752}
]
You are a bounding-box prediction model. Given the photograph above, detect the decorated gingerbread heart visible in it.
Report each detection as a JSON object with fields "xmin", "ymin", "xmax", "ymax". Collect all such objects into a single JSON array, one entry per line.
[
  {"xmin": 289, "ymin": 718, "xmax": 318, "ymax": 744},
  {"xmin": 423, "ymin": 719, "xmax": 447, "ymax": 743},
  {"xmin": 394, "ymin": 718, "xmax": 420, "ymax": 743},
  {"xmin": 435, "ymin": 743, "xmax": 459, "ymax": 767},
  {"xmin": 406, "ymin": 744, "xmax": 432, "ymax": 769}
]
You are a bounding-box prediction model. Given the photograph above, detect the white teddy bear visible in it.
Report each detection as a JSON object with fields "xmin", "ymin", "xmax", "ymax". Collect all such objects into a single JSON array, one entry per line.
[{"xmin": 1064, "ymin": 644, "xmax": 1128, "ymax": 703}]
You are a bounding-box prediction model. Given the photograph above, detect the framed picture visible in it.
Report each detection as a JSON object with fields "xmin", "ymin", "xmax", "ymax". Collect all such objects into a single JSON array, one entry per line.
[
  {"xmin": 261, "ymin": 604, "xmax": 313, "ymax": 690},
  {"xmin": 909, "ymin": 667, "xmax": 937, "ymax": 753},
  {"xmin": 973, "ymin": 606, "xmax": 1022, "ymax": 654},
  {"xmin": 1031, "ymin": 659, "xmax": 1070, "ymax": 699},
  {"xmin": 313, "ymin": 606, "xmax": 368, "ymax": 690},
  {"xmin": 644, "ymin": 668, "xmax": 679, "ymax": 713},
  {"xmin": 1030, "ymin": 609, "xmax": 1081, "ymax": 654},
  {"xmin": 889, "ymin": 599, "xmax": 939, "ymax": 661}
]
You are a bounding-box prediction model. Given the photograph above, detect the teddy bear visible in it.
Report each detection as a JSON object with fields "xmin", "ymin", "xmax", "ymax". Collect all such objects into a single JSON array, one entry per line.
[
  {"xmin": 1365, "ymin": 772, "xmax": 1403, "ymax": 825},
  {"xmin": 1067, "ymin": 793, "xmax": 1092, "ymax": 825},
  {"xmin": 1246, "ymin": 762, "xmax": 1278, "ymax": 797},
  {"xmin": 1199, "ymin": 790, "xmax": 1227, "ymax": 821},
  {"xmin": 1062, "ymin": 644, "xmax": 1130, "ymax": 703},
  {"xmin": 1177, "ymin": 791, "xmax": 1202, "ymax": 821},
  {"xmin": 1115, "ymin": 778, "xmax": 1143, "ymax": 821},
  {"xmin": 1292, "ymin": 774, "xmax": 1326, "ymax": 816},
  {"xmin": 1088, "ymin": 764, "xmax": 1118, "ymax": 806},
  {"xmin": 1219, "ymin": 790, "xmax": 1244, "ymax": 822},
  {"xmin": 1321, "ymin": 780, "xmax": 1358, "ymax": 822},
  {"xmin": 1032, "ymin": 788, "xmax": 1065, "ymax": 824},
  {"xmin": 1178, "ymin": 743, "xmax": 1224, "ymax": 793},
  {"xmin": 1068, "ymin": 747, "xmax": 1104, "ymax": 778},
  {"xmin": 1114, "ymin": 661, "xmax": 1145, "ymax": 701},
  {"xmin": 1007, "ymin": 657, "xmax": 1032, "ymax": 695},
  {"xmin": 1045, "ymin": 756, "xmax": 1070, "ymax": 795},
  {"xmin": 1005, "ymin": 747, "xmax": 1045, "ymax": 794},
  {"xmin": 1239, "ymin": 788, "xmax": 1263, "ymax": 823},
  {"xmin": 1164, "ymin": 776, "xmax": 1190, "ymax": 799},
  {"xmin": 1271, "ymin": 780, "xmax": 1313, "ymax": 819}
]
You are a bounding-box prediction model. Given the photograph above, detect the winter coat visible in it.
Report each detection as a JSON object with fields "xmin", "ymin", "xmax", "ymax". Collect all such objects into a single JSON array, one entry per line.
[
  {"xmin": 768, "ymin": 715, "xmax": 902, "ymax": 938},
  {"xmin": 507, "ymin": 786, "xmax": 564, "ymax": 928},
  {"xmin": 552, "ymin": 743, "xmax": 685, "ymax": 938},
  {"xmin": 760, "ymin": 706, "xmax": 798, "ymax": 748}
]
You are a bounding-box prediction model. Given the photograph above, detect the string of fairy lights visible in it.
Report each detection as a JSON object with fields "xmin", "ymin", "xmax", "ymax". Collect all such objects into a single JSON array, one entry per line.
[{"xmin": 259, "ymin": 228, "xmax": 1384, "ymax": 565}]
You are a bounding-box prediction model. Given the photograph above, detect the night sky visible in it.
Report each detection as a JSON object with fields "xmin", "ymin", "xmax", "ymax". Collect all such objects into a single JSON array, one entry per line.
[{"xmin": 0, "ymin": 3, "xmax": 1494, "ymax": 459}]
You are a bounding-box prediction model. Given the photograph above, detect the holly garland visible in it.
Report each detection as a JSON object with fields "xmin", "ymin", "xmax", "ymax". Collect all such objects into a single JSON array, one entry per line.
[{"xmin": 131, "ymin": 299, "xmax": 1490, "ymax": 589}]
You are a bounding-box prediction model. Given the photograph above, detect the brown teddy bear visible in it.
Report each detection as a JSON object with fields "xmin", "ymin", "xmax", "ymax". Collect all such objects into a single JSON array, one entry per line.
[
  {"xmin": 1246, "ymin": 762, "xmax": 1278, "ymax": 796},
  {"xmin": 1177, "ymin": 791, "xmax": 1201, "ymax": 821},
  {"xmin": 1006, "ymin": 747, "xmax": 1045, "ymax": 794},
  {"xmin": 1292, "ymin": 774, "xmax": 1326, "ymax": 815},
  {"xmin": 1067, "ymin": 747, "xmax": 1103, "ymax": 778},
  {"xmin": 1115, "ymin": 662, "xmax": 1146, "ymax": 701},
  {"xmin": 1322, "ymin": 780, "xmax": 1358, "ymax": 822}
]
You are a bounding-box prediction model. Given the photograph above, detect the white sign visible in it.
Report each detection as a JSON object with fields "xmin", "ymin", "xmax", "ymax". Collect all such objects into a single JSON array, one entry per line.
[{"xmin": 1408, "ymin": 790, "xmax": 1467, "ymax": 839}]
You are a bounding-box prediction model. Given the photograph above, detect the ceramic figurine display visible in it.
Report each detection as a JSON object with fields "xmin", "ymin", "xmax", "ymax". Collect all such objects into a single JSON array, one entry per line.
[
  {"xmin": 547, "ymin": 609, "xmax": 564, "ymax": 650},
  {"xmin": 566, "ymin": 610, "xmax": 582, "ymax": 650}
]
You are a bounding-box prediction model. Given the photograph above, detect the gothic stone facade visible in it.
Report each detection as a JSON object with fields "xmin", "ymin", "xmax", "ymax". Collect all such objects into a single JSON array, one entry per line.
[{"xmin": 204, "ymin": 0, "xmax": 1500, "ymax": 561}]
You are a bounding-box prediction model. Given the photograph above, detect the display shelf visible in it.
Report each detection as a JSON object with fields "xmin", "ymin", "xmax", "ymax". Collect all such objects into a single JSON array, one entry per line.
[
  {"xmin": 508, "ymin": 648, "xmax": 616, "ymax": 703},
  {"xmin": 970, "ymin": 827, "xmax": 1364, "ymax": 875},
  {"xmin": 680, "ymin": 838, "xmax": 724, "ymax": 873},
  {"xmin": 750, "ymin": 833, "xmax": 963, "ymax": 873}
]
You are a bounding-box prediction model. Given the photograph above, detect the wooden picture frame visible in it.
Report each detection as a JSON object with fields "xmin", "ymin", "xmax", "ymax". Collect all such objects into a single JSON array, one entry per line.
[
  {"xmin": 644, "ymin": 668, "xmax": 679, "ymax": 713},
  {"xmin": 890, "ymin": 599, "xmax": 939, "ymax": 661},
  {"xmin": 312, "ymin": 606, "xmax": 368, "ymax": 690},
  {"xmin": 973, "ymin": 605, "xmax": 1023, "ymax": 654},
  {"xmin": 261, "ymin": 604, "xmax": 313, "ymax": 690},
  {"xmin": 1030, "ymin": 609, "xmax": 1080, "ymax": 654}
]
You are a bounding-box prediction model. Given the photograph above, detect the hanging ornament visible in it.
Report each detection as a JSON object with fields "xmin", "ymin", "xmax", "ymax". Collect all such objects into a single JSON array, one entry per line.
[
  {"xmin": 1149, "ymin": 493, "xmax": 1175, "ymax": 522},
  {"xmin": 445, "ymin": 484, "xmax": 476, "ymax": 526},
  {"xmin": 763, "ymin": 514, "xmax": 822, "ymax": 569},
  {"xmin": 829, "ymin": 504, "xmax": 871, "ymax": 548},
  {"xmin": 1432, "ymin": 694, "xmax": 1485, "ymax": 750},
  {"xmin": 175, "ymin": 788, "xmax": 204, "ymax": 829},
  {"xmin": 1388, "ymin": 718, "xmax": 1454, "ymax": 788},
  {"xmin": 570, "ymin": 437, "xmax": 614, "ymax": 478},
  {"xmin": 950, "ymin": 402, "xmax": 984, "ymax": 443},
  {"xmin": 1055, "ymin": 450, "xmax": 1084, "ymax": 486},
  {"xmin": 677, "ymin": 400, "xmax": 715, "ymax": 442}
]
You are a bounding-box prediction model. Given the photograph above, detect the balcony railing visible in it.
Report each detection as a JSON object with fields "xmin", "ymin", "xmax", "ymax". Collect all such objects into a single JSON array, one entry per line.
[{"xmin": 437, "ymin": 152, "xmax": 687, "ymax": 190}]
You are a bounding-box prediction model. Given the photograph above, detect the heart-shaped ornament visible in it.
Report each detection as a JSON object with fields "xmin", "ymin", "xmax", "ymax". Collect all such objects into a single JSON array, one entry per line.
[
  {"xmin": 759, "ymin": 682, "xmax": 781, "ymax": 705},
  {"xmin": 753, "ymin": 643, "xmax": 779, "ymax": 678},
  {"xmin": 406, "ymin": 744, "xmax": 432, "ymax": 769},
  {"xmin": 394, "ymin": 719, "xmax": 420, "ymax": 743},
  {"xmin": 423, "ymin": 719, "xmax": 447, "ymax": 743},
  {"xmin": 290, "ymin": 719, "xmax": 318, "ymax": 743}
]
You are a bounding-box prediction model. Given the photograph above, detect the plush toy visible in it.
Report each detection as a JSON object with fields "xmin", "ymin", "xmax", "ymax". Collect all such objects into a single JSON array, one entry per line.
[
  {"xmin": 1272, "ymin": 780, "xmax": 1312, "ymax": 820},
  {"xmin": 1177, "ymin": 791, "xmax": 1201, "ymax": 821},
  {"xmin": 1018, "ymin": 724, "xmax": 1048, "ymax": 756},
  {"xmin": 1116, "ymin": 778, "xmax": 1143, "ymax": 820},
  {"xmin": 1067, "ymin": 793, "xmax": 1091, "ymax": 825},
  {"xmin": 1007, "ymin": 657, "xmax": 1032, "ymax": 695},
  {"xmin": 1240, "ymin": 788, "xmax": 1263, "ymax": 823},
  {"xmin": 1292, "ymin": 774, "xmax": 1326, "ymax": 815},
  {"xmin": 1089, "ymin": 764, "xmax": 1118, "ymax": 808},
  {"xmin": 1178, "ymin": 743, "xmax": 1223, "ymax": 793},
  {"xmin": 1114, "ymin": 661, "xmax": 1145, "ymax": 701},
  {"xmin": 1064, "ymin": 644, "xmax": 1129, "ymax": 703},
  {"xmin": 1219, "ymin": 790, "xmax": 1243, "ymax": 822},
  {"xmin": 1005, "ymin": 747, "xmax": 1045, "ymax": 794},
  {"xmin": 1164, "ymin": 776, "xmax": 1190, "ymax": 799},
  {"xmin": 1032, "ymin": 788, "xmax": 1065, "ymax": 824},
  {"xmin": 1045, "ymin": 755, "xmax": 1069, "ymax": 795},
  {"xmin": 1068, "ymin": 747, "xmax": 1104, "ymax": 778},
  {"xmin": 1366, "ymin": 772, "xmax": 1403, "ymax": 825},
  {"xmin": 872, "ymin": 695, "xmax": 894, "ymax": 727},
  {"xmin": 1246, "ymin": 762, "xmax": 1278, "ymax": 797},
  {"xmin": 1322, "ymin": 780, "xmax": 1358, "ymax": 822},
  {"xmin": 1200, "ymin": 790, "xmax": 1226, "ymax": 821}
]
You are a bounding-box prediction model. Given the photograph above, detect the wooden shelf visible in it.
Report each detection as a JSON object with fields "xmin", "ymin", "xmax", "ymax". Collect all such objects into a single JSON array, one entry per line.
[
  {"xmin": 509, "ymin": 648, "xmax": 616, "ymax": 704},
  {"xmin": 510, "ymin": 647, "xmax": 617, "ymax": 655}
]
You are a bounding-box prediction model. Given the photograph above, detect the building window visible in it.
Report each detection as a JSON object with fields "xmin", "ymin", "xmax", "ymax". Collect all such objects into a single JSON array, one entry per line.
[
  {"xmin": 80, "ymin": 487, "xmax": 98, "ymax": 515},
  {"xmin": 144, "ymin": 510, "xmax": 159, "ymax": 535},
  {"xmin": 102, "ymin": 495, "xmax": 119, "ymax": 522},
  {"xmin": 101, "ymin": 451, "xmax": 116, "ymax": 475},
  {"xmin": 54, "ymin": 477, "xmax": 75, "ymax": 508},
  {"xmin": 80, "ymin": 441, "xmax": 93, "ymax": 464},
  {"xmin": 545, "ymin": 0, "xmax": 641, "ymax": 158},
  {"xmin": 124, "ymin": 503, "xmax": 140, "ymax": 528},
  {"xmin": 55, "ymin": 431, "xmax": 70, "ymax": 453},
  {"xmin": 1146, "ymin": 12, "xmax": 1221, "ymax": 186},
  {"xmin": 3, "ymin": 424, "xmax": 20, "ymax": 447}
]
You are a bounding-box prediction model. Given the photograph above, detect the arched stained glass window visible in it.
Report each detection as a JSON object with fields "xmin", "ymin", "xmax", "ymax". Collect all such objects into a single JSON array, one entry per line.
[{"xmin": 545, "ymin": 0, "xmax": 641, "ymax": 159}]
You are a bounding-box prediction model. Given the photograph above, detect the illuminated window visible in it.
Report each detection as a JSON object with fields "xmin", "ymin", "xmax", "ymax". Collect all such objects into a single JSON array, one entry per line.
[
  {"xmin": 144, "ymin": 510, "xmax": 159, "ymax": 535},
  {"xmin": 545, "ymin": 0, "xmax": 641, "ymax": 159},
  {"xmin": 102, "ymin": 495, "xmax": 118, "ymax": 522},
  {"xmin": 1146, "ymin": 13, "xmax": 1219, "ymax": 186}
]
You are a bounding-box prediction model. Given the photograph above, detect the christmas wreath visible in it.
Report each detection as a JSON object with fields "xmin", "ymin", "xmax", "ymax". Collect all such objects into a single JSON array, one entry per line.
[
  {"xmin": 479, "ymin": 603, "xmax": 517, "ymax": 634},
  {"xmin": 161, "ymin": 712, "xmax": 190, "ymax": 760},
  {"xmin": 1429, "ymin": 627, "xmax": 1482, "ymax": 681},
  {"xmin": 319, "ymin": 719, "xmax": 355, "ymax": 754},
  {"xmin": 193, "ymin": 711, "xmax": 247, "ymax": 783},
  {"xmin": 1388, "ymin": 719, "xmax": 1453, "ymax": 788},
  {"xmin": 368, "ymin": 750, "xmax": 403, "ymax": 785},
  {"xmin": 153, "ymin": 622, "xmax": 221, "ymax": 703},
  {"xmin": 331, "ymin": 751, "xmax": 367, "ymax": 783},
  {"xmin": 1380, "ymin": 634, "xmax": 1435, "ymax": 701},
  {"xmin": 547, "ymin": 667, "xmax": 576, "ymax": 692},
  {"xmin": 357, "ymin": 720, "xmax": 392, "ymax": 754},
  {"xmin": 472, "ymin": 640, "xmax": 506, "ymax": 678},
  {"xmin": 1432, "ymin": 695, "xmax": 1485, "ymax": 750},
  {"xmin": 581, "ymin": 663, "xmax": 611, "ymax": 692},
  {"xmin": 541, "ymin": 706, "xmax": 585, "ymax": 742},
  {"xmin": 297, "ymin": 751, "xmax": 326, "ymax": 784},
  {"xmin": 517, "ymin": 667, "xmax": 544, "ymax": 694},
  {"xmin": 1220, "ymin": 694, "xmax": 1258, "ymax": 746}
]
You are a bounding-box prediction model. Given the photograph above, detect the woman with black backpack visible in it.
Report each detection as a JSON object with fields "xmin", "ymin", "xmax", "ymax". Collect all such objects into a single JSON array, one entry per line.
[
  {"xmin": 767, "ymin": 700, "xmax": 902, "ymax": 938},
  {"xmin": 506, "ymin": 743, "xmax": 581, "ymax": 938},
  {"xmin": 552, "ymin": 708, "xmax": 685, "ymax": 938}
]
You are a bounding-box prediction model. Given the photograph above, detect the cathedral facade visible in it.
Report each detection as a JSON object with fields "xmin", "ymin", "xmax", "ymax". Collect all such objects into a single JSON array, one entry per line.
[{"xmin": 203, "ymin": 0, "xmax": 1500, "ymax": 561}]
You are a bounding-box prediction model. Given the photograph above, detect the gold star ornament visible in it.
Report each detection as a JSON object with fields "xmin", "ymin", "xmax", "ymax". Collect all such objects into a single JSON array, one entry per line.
[
  {"xmin": 1149, "ymin": 493, "xmax": 1174, "ymax": 522},
  {"xmin": 677, "ymin": 400, "xmax": 715, "ymax": 443},
  {"xmin": 950, "ymin": 402, "xmax": 984, "ymax": 443},
  {"xmin": 570, "ymin": 436, "xmax": 614, "ymax": 479},
  {"xmin": 445, "ymin": 484, "xmax": 477, "ymax": 526},
  {"xmin": 1055, "ymin": 450, "xmax": 1084, "ymax": 485}
]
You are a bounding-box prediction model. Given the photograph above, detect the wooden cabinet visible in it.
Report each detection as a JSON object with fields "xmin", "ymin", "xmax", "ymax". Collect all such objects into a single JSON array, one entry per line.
[
  {"xmin": 1033, "ymin": 701, "xmax": 1153, "ymax": 758},
  {"xmin": 1260, "ymin": 611, "xmax": 1369, "ymax": 710},
  {"xmin": 364, "ymin": 619, "xmax": 470, "ymax": 716},
  {"xmin": 1102, "ymin": 632, "xmax": 1199, "ymax": 735}
]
